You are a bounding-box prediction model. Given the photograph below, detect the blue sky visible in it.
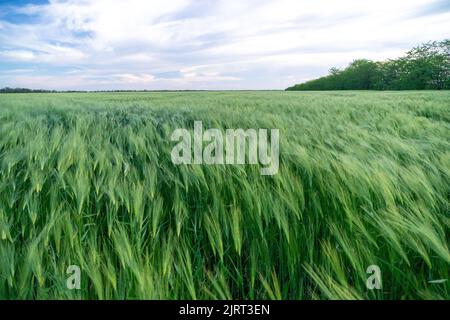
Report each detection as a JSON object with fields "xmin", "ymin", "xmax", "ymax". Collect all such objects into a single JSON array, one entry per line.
[{"xmin": 0, "ymin": 0, "xmax": 449, "ymax": 90}]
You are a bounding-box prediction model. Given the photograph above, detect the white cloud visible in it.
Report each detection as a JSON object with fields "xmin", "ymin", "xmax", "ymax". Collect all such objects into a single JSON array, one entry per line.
[
  {"xmin": 115, "ymin": 73, "xmax": 155, "ymax": 83},
  {"xmin": 0, "ymin": 0, "xmax": 449, "ymax": 89},
  {"xmin": 0, "ymin": 50, "xmax": 36, "ymax": 61}
]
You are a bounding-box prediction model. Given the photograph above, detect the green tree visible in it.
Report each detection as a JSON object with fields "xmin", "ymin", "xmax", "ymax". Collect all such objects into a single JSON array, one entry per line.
[{"xmin": 286, "ymin": 40, "xmax": 450, "ymax": 91}]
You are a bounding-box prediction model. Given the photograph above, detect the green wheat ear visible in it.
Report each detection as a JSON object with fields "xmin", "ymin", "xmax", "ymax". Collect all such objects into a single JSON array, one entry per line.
[{"xmin": 0, "ymin": 91, "xmax": 448, "ymax": 299}]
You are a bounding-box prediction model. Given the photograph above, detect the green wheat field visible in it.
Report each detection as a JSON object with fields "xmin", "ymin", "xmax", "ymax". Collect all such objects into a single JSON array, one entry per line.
[{"xmin": 0, "ymin": 91, "xmax": 449, "ymax": 299}]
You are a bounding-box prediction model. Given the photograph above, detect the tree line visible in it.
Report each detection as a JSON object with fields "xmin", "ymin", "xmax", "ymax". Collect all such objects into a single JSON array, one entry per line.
[
  {"xmin": 0, "ymin": 87, "xmax": 58, "ymax": 93},
  {"xmin": 0, "ymin": 88, "xmax": 237, "ymax": 93},
  {"xmin": 286, "ymin": 40, "xmax": 450, "ymax": 91}
]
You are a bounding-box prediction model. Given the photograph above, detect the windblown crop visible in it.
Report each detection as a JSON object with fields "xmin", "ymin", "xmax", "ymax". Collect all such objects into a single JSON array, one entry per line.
[{"xmin": 0, "ymin": 91, "xmax": 448, "ymax": 299}]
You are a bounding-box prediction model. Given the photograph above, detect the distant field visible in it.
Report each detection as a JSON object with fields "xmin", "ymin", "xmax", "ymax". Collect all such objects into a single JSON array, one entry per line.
[{"xmin": 0, "ymin": 91, "xmax": 449, "ymax": 299}]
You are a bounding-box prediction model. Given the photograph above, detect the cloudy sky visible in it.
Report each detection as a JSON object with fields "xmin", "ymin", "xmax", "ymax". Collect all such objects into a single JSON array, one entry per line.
[{"xmin": 0, "ymin": 0, "xmax": 449, "ymax": 90}]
